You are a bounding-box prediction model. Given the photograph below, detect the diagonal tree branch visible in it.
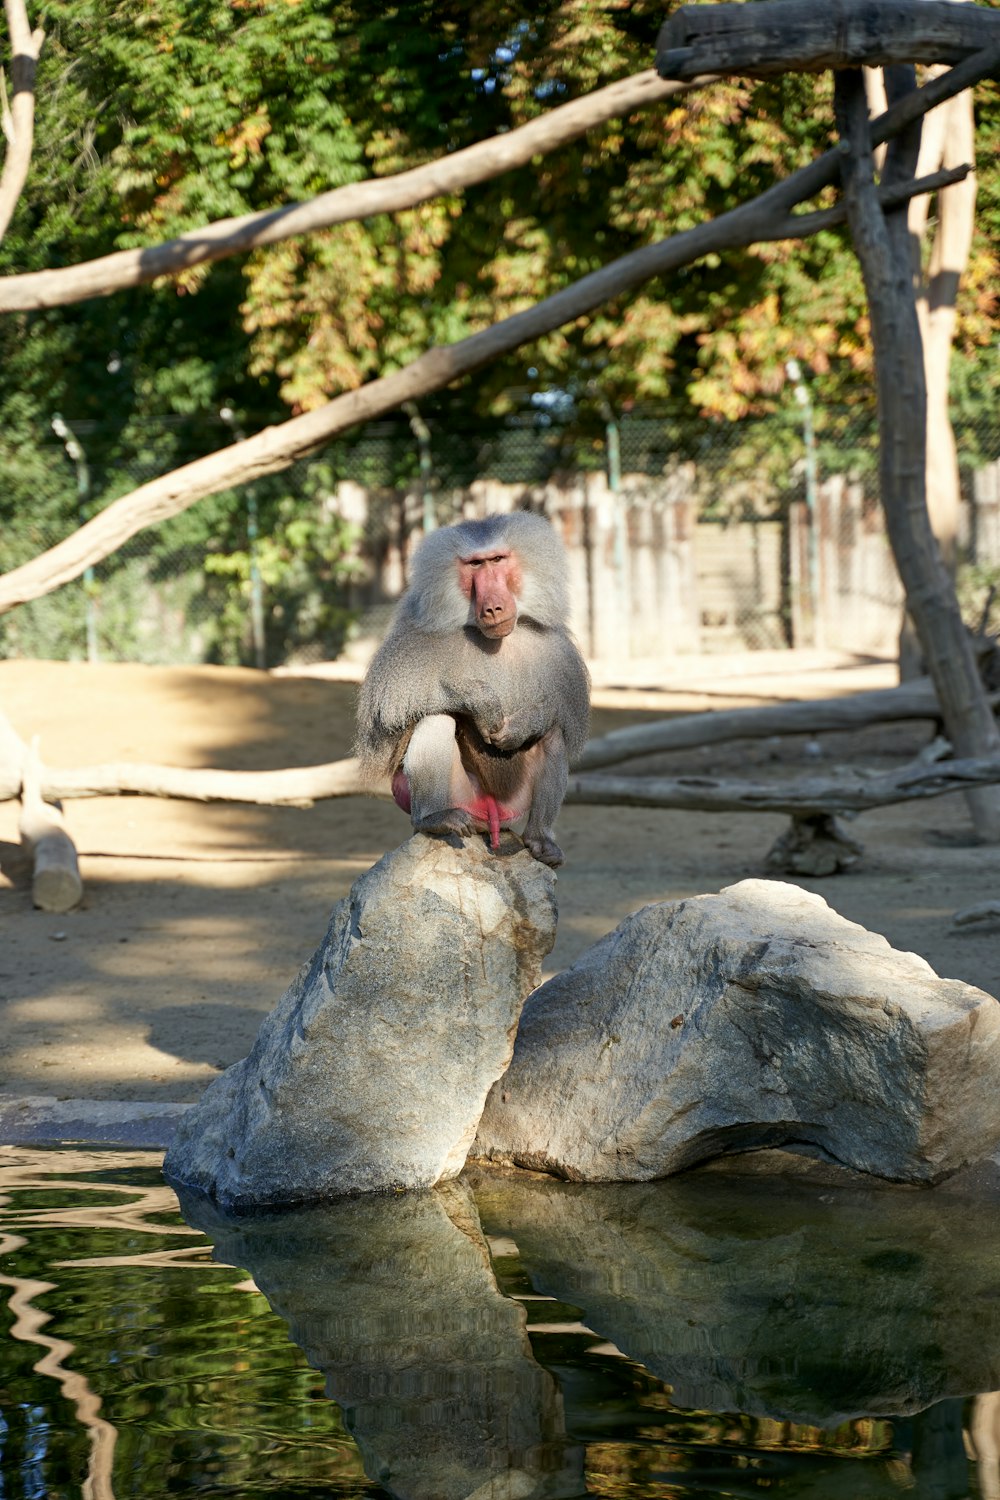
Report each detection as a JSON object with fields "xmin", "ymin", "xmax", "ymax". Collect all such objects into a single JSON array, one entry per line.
[
  {"xmin": 0, "ymin": 69, "xmax": 713, "ymax": 312},
  {"xmin": 0, "ymin": 0, "xmax": 43, "ymax": 243},
  {"xmin": 2, "ymin": 36, "xmax": 991, "ymax": 314},
  {"xmin": 0, "ymin": 47, "xmax": 994, "ymax": 616}
]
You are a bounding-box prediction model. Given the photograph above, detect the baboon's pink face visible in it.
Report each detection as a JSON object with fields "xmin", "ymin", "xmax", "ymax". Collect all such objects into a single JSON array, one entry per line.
[{"xmin": 458, "ymin": 549, "xmax": 522, "ymax": 639}]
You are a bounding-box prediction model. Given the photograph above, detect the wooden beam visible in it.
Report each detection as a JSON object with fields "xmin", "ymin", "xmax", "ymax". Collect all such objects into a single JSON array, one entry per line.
[
  {"xmin": 657, "ymin": 0, "xmax": 1000, "ymax": 80},
  {"xmin": 0, "ymin": 69, "xmax": 712, "ymax": 313},
  {"xmin": 567, "ymin": 754, "xmax": 1000, "ymax": 816},
  {"xmin": 576, "ymin": 677, "xmax": 960, "ymax": 771},
  {"xmin": 15, "ymin": 755, "xmax": 371, "ymax": 806}
]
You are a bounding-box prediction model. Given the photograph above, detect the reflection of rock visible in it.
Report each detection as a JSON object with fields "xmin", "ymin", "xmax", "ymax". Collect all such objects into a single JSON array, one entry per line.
[
  {"xmin": 165, "ymin": 835, "xmax": 555, "ymax": 1207},
  {"xmin": 475, "ymin": 879, "xmax": 1000, "ymax": 1184},
  {"xmin": 180, "ymin": 1180, "xmax": 582, "ymax": 1500},
  {"xmin": 472, "ymin": 1164, "xmax": 1000, "ymax": 1428}
]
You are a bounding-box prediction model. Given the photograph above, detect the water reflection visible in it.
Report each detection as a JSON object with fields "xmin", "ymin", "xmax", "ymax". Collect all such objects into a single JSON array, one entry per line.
[
  {"xmin": 7, "ymin": 1145, "xmax": 1000, "ymax": 1499},
  {"xmin": 470, "ymin": 1165, "xmax": 1000, "ymax": 1426},
  {"xmin": 181, "ymin": 1179, "xmax": 584, "ymax": 1499},
  {"xmin": 473, "ymin": 1164, "xmax": 1000, "ymax": 1500},
  {"xmin": 181, "ymin": 1158, "xmax": 1000, "ymax": 1499}
]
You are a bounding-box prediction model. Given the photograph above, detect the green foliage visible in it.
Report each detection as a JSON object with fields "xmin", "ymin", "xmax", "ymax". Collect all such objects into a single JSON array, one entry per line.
[
  {"xmin": 957, "ymin": 560, "xmax": 1000, "ymax": 639},
  {"xmin": 202, "ymin": 487, "xmax": 363, "ymax": 666},
  {"xmin": 1, "ymin": 0, "xmax": 998, "ymax": 663}
]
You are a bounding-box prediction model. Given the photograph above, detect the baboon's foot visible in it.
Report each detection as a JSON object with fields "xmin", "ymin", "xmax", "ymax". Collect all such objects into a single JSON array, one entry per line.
[
  {"xmin": 523, "ymin": 833, "xmax": 564, "ymax": 868},
  {"xmin": 414, "ymin": 807, "xmax": 476, "ymax": 838}
]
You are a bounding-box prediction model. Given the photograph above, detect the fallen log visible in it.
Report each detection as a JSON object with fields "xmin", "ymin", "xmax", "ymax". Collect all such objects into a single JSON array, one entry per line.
[
  {"xmin": 576, "ymin": 677, "xmax": 971, "ymax": 771},
  {"xmin": 566, "ymin": 754, "xmax": 1000, "ymax": 816},
  {"xmin": 19, "ymin": 740, "xmax": 83, "ymax": 913},
  {"xmin": 3, "ymin": 687, "xmax": 996, "ymax": 821},
  {"xmin": 26, "ymin": 756, "xmax": 371, "ymax": 807}
]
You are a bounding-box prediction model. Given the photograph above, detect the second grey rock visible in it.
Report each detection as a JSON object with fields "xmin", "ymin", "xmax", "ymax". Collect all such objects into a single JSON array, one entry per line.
[{"xmin": 473, "ymin": 878, "xmax": 1000, "ymax": 1185}]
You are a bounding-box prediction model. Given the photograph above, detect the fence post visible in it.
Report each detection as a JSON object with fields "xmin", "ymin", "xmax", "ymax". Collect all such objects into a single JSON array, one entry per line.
[
  {"xmin": 52, "ymin": 414, "xmax": 98, "ymax": 664},
  {"xmin": 220, "ymin": 406, "xmax": 266, "ymax": 669},
  {"xmin": 404, "ymin": 403, "xmax": 436, "ymax": 533}
]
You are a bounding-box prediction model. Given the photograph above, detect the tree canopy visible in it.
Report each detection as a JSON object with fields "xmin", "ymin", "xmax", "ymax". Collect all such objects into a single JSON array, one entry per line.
[
  {"xmin": 0, "ymin": 0, "xmax": 997, "ymax": 665},
  {"xmin": 6, "ymin": 0, "xmax": 997, "ymax": 451}
]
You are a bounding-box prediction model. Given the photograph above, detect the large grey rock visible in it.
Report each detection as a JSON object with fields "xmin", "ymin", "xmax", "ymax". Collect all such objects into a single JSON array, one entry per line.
[
  {"xmin": 473, "ymin": 878, "xmax": 1000, "ymax": 1185},
  {"xmin": 164, "ymin": 833, "xmax": 556, "ymax": 1208}
]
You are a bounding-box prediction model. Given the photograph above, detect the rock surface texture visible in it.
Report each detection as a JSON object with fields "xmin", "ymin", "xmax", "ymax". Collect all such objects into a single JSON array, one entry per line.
[
  {"xmin": 473, "ymin": 878, "xmax": 1000, "ymax": 1185},
  {"xmin": 164, "ymin": 833, "xmax": 556, "ymax": 1208}
]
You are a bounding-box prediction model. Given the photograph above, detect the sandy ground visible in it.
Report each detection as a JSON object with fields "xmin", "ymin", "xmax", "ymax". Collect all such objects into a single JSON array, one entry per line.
[{"xmin": 2, "ymin": 651, "xmax": 1000, "ymax": 1107}]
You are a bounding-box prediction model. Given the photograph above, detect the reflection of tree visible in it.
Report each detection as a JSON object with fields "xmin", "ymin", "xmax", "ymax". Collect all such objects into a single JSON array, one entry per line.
[
  {"xmin": 969, "ymin": 1393, "xmax": 1000, "ymax": 1500},
  {"xmin": 0, "ymin": 1230, "xmax": 118, "ymax": 1500},
  {"xmin": 0, "ymin": 1146, "xmax": 364, "ymax": 1497}
]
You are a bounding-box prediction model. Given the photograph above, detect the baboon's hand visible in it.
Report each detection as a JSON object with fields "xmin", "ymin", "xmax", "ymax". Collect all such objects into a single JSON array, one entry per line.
[{"xmin": 481, "ymin": 707, "xmax": 547, "ymax": 752}]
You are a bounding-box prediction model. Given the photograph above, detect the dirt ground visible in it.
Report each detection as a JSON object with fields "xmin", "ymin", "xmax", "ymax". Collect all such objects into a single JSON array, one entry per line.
[{"xmin": 2, "ymin": 651, "xmax": 1000, "ymax": 1106}]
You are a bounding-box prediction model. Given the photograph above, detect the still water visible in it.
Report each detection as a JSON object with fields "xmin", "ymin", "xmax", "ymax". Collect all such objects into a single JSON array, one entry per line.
[{"xmin": 2, "ymin": 1144, "xmax": 1000, "ymax": 1499}]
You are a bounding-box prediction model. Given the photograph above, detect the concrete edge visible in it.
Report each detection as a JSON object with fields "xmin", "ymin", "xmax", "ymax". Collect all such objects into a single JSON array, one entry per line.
[{"xmin": 0, "ymin": 1095, "xmax": 192, "ymax": 1149}]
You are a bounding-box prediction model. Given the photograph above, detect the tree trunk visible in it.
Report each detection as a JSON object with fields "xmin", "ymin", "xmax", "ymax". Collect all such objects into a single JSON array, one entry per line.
[
  {"xmin": 834, "ymin": 66, "xmax": 1000, "ymax": 839},
  {"xmin": 0, "ymin": 0, "xmax": 44, "ymax": 243},
  {"xmin": 908, "ymin": 65, "xmax": 977, "ymax": 570}
]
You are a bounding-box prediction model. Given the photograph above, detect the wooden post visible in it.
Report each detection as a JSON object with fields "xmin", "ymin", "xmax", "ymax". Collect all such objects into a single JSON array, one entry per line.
[
  {"xmin": 19, "ymin": 739, "xmax": 83, "ymax": 913},
  {"xmin": 834, "ymin": 66, "xmax": 1000, "ymax": 839}
]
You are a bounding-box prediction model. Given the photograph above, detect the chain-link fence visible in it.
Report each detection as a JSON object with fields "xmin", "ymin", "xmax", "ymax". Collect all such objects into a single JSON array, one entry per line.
[{"xmin": 3, "ymin": 404, "xmax": 1000, "ymax": 666}]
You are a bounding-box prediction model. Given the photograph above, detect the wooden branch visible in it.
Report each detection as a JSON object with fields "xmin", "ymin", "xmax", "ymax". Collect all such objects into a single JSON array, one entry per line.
[
  {"xmin": 26, "ymin": 755, "xmax": 372, "ymax": 806},
  {"xmin": 566, "ymin": 754, "xmax": 1000, "ymax": 816},
  {"xmin": 780, "ymin": 162, "xmax": 971, "ymax": 241},
  {"xmin": 11, "ymin": 735, "xmax": 1000, "ymax": 822},
  {"xmin": 0, "ymin": 58, "xmax": 983, "ymax": 619},
  {"xmin": 0, "ymin": 0, "xmax": 44, "ymax": 242},
  {"xmin": 657, "ymin": 0, "xmax": 1000, "ymax": 80},
  {"xmin": 577, "ymin": 677, "xmax": 960, "ymax": 770},
  {"xmin": 0, "ymin": 69, "xmax": 711, "ymax": 313},
  {"xmin": 0, "ymin": 39, "xmax": 982, "ymax": 322},
  {"xmin": 19, "ymin": 739, "xmax": 82, "ymax": 912}
]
